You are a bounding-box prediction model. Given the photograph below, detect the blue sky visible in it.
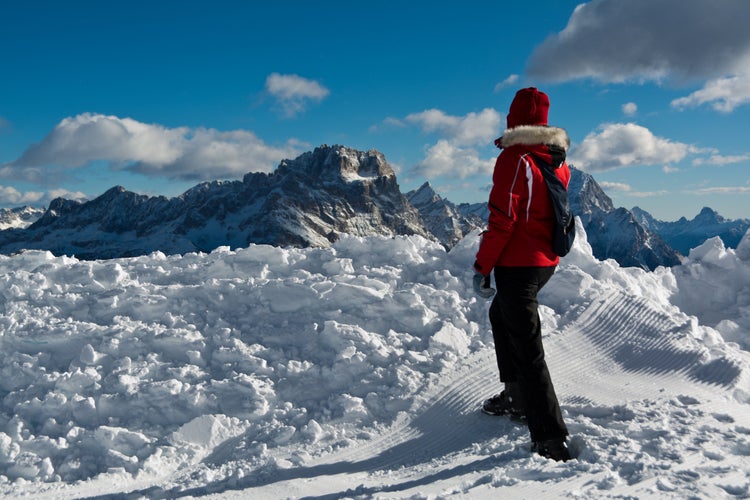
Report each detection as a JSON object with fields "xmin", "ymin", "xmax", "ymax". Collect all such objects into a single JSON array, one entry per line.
[{"xmin": 1, "ymin": 0, "xmax": 748, "ymax": 221}]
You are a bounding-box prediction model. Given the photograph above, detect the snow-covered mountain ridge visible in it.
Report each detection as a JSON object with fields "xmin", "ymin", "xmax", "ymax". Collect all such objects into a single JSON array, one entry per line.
[
  {"xmin": 633, "ymin": 205, "xmax": 750, "ymax": 255},
  {"xmin": 0, "ymin": 145, "xmax": 744, "ymax": 269},
  {"xmin": 0, "ymin": 145, "xmax": 429, "ymax": 259},
  {"xmin": 0, "ymin": 206, "xmax": 46, "ymax": 230}
]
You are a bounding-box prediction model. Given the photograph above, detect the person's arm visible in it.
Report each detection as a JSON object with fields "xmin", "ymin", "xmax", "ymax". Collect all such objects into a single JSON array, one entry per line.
[{"xmin": 473, "ymin": 154, "xmax": 522, "ymax": 274}]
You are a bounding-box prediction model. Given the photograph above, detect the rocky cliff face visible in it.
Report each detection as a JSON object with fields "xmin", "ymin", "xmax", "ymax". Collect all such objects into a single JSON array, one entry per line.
[
  {"xmin": 0, "ymin": 145, "xmax": 432, "ymax": 259},
  {"xmin": 405, "ymin": 182, "xmax": 484, "ymax": 248},
  {"xmin": 569, "ymin": 167, "xmax": 682, "ymax": 269},
  {"xmin": 0, "ymin": 206, "xmax": 46, "ymax": 230}
]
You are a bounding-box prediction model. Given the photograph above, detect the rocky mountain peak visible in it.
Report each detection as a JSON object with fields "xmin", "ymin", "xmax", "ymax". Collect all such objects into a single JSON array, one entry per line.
[
  {"xmin": 408, "ymin": 182, "xmax": 442, "ymax": 206},
  {"xmin": 278, "ymin": 145, "xmax": 394, "ymax": 182},
  {"xmin": 695, "ymin": 206, "xmax": 722, "ymax": 224},
  {"xmin": 569, "ymin": 167, "xmax": 615, "ymax": 214}
]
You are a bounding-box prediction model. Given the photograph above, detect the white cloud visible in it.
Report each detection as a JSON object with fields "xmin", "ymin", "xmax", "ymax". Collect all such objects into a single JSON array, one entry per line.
[
  {"xmin": 672, "ymin": 74, "xmax": 750, "ymax": 112},
  {"xmin": 527, "ymin": 0, "xmax": 750, "ymax": 84},
  {"xmin": 625, "ymin": 190, "xmax": 668, "ymax": 198},
  {"xmin": 406, "ymin": 108, "xmax": 501, "ymax": 147},
  {"xmin": 622, "ymin": 102, "xmax": 637, "ymax": 116},
  {"xmin": 265, "ymin": 73, "xmax": 330, "ymax": 117},
  {"xmin": 368, "ymin": 116, "xmax": 407, "ymax": 134},
  {"xmin": 692, "ymin": 153, "xmax": 750, "ymax": 166},
  {"xmin": 599, "ymin": 181, "xmax": 668, "ymax": 200},
  {"xmin": 689, "ymin": 186, "xmax": 750, "ymax": 195},
  {"xmin": 413, "ymin": 140, "xmax": 495, "ymax": 179},
  {"xmin": 0, "ymin": 185, "xmax": 42, "ymax": 205},
  {"xmin": 404, "ymin": 108, "xmax": 501, "ymax": 180},
  {"xmin": 570, "ymin": 123, "xmax": 701, "ymax": 171},
  {"xmin": 599, "ymin": 181, "xmax": 631, "ymax": 192},
  {"xmin": 493, "ymin": 74, "xmax": 520, "ymax": 92},
  {"xmin": 5, "ymin": 113, "xmax": 304, "ymax": 183},
  {"xmin": 0, "ymin": 185, "xmax": 86, "ymax": 207}
]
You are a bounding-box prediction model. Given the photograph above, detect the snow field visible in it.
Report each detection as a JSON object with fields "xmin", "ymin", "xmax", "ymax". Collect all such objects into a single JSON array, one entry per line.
[
  {"xmin": 0, "ymin": 223, "xmax": 748, "ymax": 498},
  {"xmin": 0, "ymin": 235, "xmax": 490, "ymax": 485}
]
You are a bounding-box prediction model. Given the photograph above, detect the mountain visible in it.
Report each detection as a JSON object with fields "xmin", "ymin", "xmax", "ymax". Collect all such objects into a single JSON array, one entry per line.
[
  {"xmin": 405, "ymin": 182, "xmax": 485, "ymax": 248},
  {"xmin": 409, "ymin": 167, "xmax": 681, "ymax": 270},
  {"xmin": 0, "ymin": 206, "xmax": 46, "ymax": 230},
  {"xmin": 633, "ymin": 206, "xmax": 750, "ymax": 255},
  {"xmin": 0, "ymin": 145, "xmax": 736, "ymax": 270},
  {"xmin": 0, "ymin": 145, "xmax": 432, "ymax": 259},
  {"xmin": 567, "ymin": 167, "xmax": 682, "ymax": 269}
]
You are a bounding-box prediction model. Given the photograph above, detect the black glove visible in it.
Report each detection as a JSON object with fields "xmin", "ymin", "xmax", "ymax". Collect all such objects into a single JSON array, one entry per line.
[{"xmin": 473, "ymin": 272, "xmax": 495, "ymax": 299}]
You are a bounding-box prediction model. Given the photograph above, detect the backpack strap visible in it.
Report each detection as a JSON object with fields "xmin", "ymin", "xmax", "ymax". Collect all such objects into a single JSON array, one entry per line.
[{"xmin": 531, "ymin": 154, "xmax": 576, "ymax": 257}]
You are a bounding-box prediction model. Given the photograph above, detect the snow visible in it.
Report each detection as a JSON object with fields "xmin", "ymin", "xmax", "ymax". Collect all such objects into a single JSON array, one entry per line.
[{"xmin": 0, "ymin": 221, "xmax": 749, "ymax": 499}]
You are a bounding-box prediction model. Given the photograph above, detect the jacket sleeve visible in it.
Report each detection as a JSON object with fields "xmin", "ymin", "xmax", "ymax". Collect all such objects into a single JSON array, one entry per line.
[{"xmin": 473, "ymin": 153, "xmax": 522, "ymax": 274}]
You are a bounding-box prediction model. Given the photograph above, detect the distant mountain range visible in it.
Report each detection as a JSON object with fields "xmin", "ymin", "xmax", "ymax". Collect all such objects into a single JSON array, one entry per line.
[
  {"xmin": 632, "ymin": 206, "xmax": 750, "ymax": 256},
  {"xmin": 0, "ymin": 145, "xmax": 746, "ymax": 269}
]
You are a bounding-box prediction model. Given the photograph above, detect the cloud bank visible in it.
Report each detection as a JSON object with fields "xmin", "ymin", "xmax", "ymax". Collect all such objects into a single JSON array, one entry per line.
[
  {"xmin": 4, "ymin": 114, "xmax": 304, "ymax": 183},
  {"xmin": 528, "ymin": 0, "xmax": 750, "ymax": 84},
  {"xmin": 527, "ymin": 0, "xmax": 750, "ymax": 112},
  {"xmin": 265, "ymin": 73, "xmax": 330, "ymax": 117}
]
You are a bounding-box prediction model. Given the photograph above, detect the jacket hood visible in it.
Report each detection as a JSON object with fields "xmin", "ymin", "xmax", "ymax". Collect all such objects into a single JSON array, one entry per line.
[
  {"xmin": 498, "ymin": 125, "xmax": 570, "ymax": 168},
  {"xmin": 500, "ymin": 125, "xmax": 570, "ymax": 150}
]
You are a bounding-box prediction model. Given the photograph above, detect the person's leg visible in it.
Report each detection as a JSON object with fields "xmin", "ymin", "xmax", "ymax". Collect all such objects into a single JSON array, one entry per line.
[
  {"xmin": 494, "ymin": 266, "xmax": 567, "ymax": 442},
  {"xmin": 489, "ymin": 293, "xmax": 516, "ymax": 385},
  {"xmin": 484, "ymin": 277, "xmax": 527, "ymax": 416}
]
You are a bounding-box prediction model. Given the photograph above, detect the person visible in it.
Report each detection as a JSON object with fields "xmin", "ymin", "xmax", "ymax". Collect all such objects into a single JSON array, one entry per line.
[{"xmin": 472, "ymin": 87, "xmax": 572, "ymax": 462}]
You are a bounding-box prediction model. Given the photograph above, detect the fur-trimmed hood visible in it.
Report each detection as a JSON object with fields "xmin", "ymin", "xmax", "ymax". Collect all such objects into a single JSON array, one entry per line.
[{"xmin": 498, "ymin": 125, "xmax": 570, "ymax": 151}]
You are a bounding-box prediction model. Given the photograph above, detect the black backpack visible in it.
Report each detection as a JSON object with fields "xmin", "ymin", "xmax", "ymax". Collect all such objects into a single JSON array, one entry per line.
[{"xmin": 532, "ymin": 154, "xmax": 576, "ymax": 257}]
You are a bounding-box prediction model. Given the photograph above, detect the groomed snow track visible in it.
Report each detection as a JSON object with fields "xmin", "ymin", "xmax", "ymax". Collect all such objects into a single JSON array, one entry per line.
[{"xmin": 101, "ymin": 288, "xmax": 746, "ymax": 499}]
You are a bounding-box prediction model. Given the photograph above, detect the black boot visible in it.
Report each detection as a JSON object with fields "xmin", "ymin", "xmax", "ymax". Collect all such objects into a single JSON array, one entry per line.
[
  {"xmin": 481, "ymin": 382, "xmax": 526, "ymax": 419},
  {"xmin": 532, "ymin": 438, "xmax": 572, "ymax": 462}
]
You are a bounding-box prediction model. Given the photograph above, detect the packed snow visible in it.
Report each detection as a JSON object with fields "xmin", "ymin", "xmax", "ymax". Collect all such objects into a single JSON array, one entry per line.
[{"xmin": 0, "ymin": 221, "xmax": 748, "ymax": 499}]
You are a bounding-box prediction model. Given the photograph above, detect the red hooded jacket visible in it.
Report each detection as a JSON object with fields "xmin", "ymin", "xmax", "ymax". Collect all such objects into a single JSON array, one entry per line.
[{"xmin": 474, "ymin": 120, "xmax": 571, "ymax": 275}]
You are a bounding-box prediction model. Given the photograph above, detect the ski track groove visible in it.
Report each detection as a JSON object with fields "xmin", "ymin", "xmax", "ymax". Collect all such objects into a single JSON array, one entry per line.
[
  {"xmin": 310, "ymin": 348, "xmax": 501, "ymax": 470},
  {"xmin": 103, "ymin": 287, "xmax": 745, "ymax": 499},
  {"xmin": 303, "ymin": 288, "xmax": 741, "ymax": 476}
]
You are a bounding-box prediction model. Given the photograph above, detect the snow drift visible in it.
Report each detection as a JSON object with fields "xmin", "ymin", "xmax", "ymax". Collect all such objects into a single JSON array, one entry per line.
[{"xmin": 0, "ymin": 221, "xmax": 749, "ymax": 498}]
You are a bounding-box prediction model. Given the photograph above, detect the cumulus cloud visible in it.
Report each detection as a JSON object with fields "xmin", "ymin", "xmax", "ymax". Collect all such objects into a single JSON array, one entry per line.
[
  {"xmin": 404, "ymin": 108, "xmax": 501, "ymax": 179},
  {"xmin": 4, "ymin": 113, "xmax": 304, "ymax": 183},
  {"xmin": 413, "ymin": 140, "xmax": 495, "ymax": 179},
  {"xmin": 0, "ymin": 186, "xmax": 43, "ymax": 206},
  {"xmin": 265, "ymin": 73, "xmax": 330, "ymax": 117},
  {"xmin": 406, "ymin": 108, "xmax": 501, "ymax": 147},
  {"xmin": 570, "ymin": 123, "xmax": 702, "ymax": 171},
  {"xmin": 527, "ymin": 0, "xmax": 750, "ymax": 84},
  {"xmin": 672, "ymin": 74, "xmax": 750, "ymax": 112}
]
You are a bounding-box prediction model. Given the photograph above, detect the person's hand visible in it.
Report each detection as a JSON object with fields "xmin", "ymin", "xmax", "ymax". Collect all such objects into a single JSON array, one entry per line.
[
  {"xmin": 494, "ymin": 136, "xmax": 503, "ymax": 149},
  {"xmin": 473, "ymin": 273, "xmax": 495, "ymax": 299}
]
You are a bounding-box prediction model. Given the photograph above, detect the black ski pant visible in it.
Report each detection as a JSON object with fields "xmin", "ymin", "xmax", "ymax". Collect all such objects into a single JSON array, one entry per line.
[{"xmin": 489, "ymin": 266, "xmax": 568, "ymax": 442}]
